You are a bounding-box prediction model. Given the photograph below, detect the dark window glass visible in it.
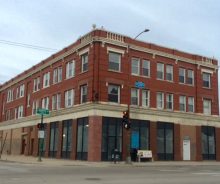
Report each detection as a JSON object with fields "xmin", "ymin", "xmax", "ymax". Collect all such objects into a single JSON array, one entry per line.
[
  {"xmin": 109, "ymin": 52, "xmax": 120, "ymax": 71},
  {"xmin": 82, "ymin": 53, "xmax": 88, "ymax": 72},
  {"xmin": 49, "ymin": 122, "xmax": 59, "ymax": 158},
  {"xmin": 157, "ymin": 122, "xmax": 174, "ymax": 160},
  {"xmin": 61, "ymin": 120, "xmax": 72, "ymax": 159},
  {"xmin": 202, "ymin": 126, "xmax": 216, "ymax": 160},
  {"xmin": 102, "ymin": 117, "xmax": 122, "ymax": 161},
  {"xmin": 77, "ymin": 117, "xmax": 88, "ymax": 160},
  {"xmin": 179, "ymin": 68, "xmax": 185, "ymax": 83},
  {"xmin": 202, "ymin": 73, "xmax": 211, "ymax": 88},
  {"xmin": 108, "ymin": 85, "xmax": 119, "ymax": 103}
]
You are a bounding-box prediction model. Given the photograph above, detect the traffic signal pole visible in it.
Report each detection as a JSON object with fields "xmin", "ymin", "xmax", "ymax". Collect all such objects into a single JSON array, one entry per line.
[{"xmin": 126, "ymin": 105, "xmax": 132, "ymax": 164}]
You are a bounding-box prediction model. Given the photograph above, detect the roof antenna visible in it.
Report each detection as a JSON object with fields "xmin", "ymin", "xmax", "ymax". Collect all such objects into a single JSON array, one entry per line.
[{"xmin": 92, "ymin": 24, "xmax": 96, "ymax": 30}]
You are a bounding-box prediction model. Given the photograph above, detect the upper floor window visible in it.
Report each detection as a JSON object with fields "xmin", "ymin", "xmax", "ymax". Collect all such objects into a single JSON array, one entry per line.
[
  {"xmin": 187, "ymin": 70, "xmax": 194, "ymax": 85},
  {"xmin": 42, "ymin": 97, "xmax": 49, "ymax": 109},
  {"xmin": 32, "ymin": 100, "xmax": 39, "ymax": 115},
  {"xmin": 179, "ymin": 68, "xmax": 186, "ymax": 83},
  {"xmin": 7, "ymin": 89, "xmax": 13, "ymax": 103},
  {"xmin": 202, "ymin": 72, "xmax": 211, "ymax": 88},
  {"xmin": 80, "ymin": 85, "xmax": 88, "ymax": 103},
  {"xmin": 52, "ymin": 93, "xmax": 61, "ymax": 110},
  {"xmin": 33, "ymin": 77, "xmax": 40, "ymax": 92},
  {"xmin": 131, "ymin": 88, "xmax": 139, "ymax": 106},
  {"xmin": 203, "ymin": 99, "xmax": 211, "ymax": 115},
  {"xmin": 131, "ymin": 58, "xmax": 140, "ymax": 75},
  {"xmin": 142, "ymin": 90, "xmax": 150, "ymax": 107},
  {"xmin": 43, "ymin": 72, "xmax": 50, "ymax": 88},
  {"xmin": 53, "ymin": 67, "xmax": 62, "ymax": 84},
  {"xmin": 156, "ymin": 92, "xmax": 164, "ymax": 109},
  {"xmin": 19, "ymin": 84, "xmax": 25, "ymax": 97},
  {"xmin": 142, "ymin": 60, "xmax": 150, "ymax": 77},
  {"xmin": 108, "ymin": 52, "xmax": 121, "ymax": 72},
  {"xmin": 66, "ymin": 61, "xmax": 75, "ymax": 79},
  {"xmin": 18, "ymin": 105, "xmax": 24, "ymax": 119},
  {"xmin": 81, "ymin": 53, "xmax": 88, "ymax": 72},
  {"xmin": 65, "ymin": 89, "xmax": 74, "ymax": 108},
  {"xmin": 108, "ymin": 84, "xmax": 120, "ymax": 103},
  {"xmin": 166, "ymin": 65, "xmax": 173, "ymax": 81},
  {"xmin": 188, "ymin": 97, "xmax": 194, "ymax": 113},
  {"xmin": 179, "ymin": 96, "xmax": 186, "ymax": 112},
  {"xmin": 157, "ymin": 63, "xmax": 164, "ymax": 80},
  {"xmin": 166, "ymin": 93, "xmax": 173, "ymax": 110}
]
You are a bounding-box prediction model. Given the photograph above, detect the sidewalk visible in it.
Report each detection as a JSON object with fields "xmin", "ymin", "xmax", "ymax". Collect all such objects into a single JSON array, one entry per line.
[{"xmin": 0, "ymin": 154, "xmax": 220, "ymax": 167}]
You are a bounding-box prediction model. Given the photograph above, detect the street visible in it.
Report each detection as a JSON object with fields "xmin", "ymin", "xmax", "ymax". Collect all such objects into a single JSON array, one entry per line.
[{"xmin": 0, "ymin": 161, "xmax": 220, "ymax": 184}]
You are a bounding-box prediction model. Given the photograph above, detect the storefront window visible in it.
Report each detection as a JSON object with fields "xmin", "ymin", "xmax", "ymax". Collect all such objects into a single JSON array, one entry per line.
[
  {"xmin": 49, "ymin": 122, "xmax": 59, "ymax": 158},
  {"xmin": 62, "ymin": 120, "xmax": 72, "ymax": 159}
]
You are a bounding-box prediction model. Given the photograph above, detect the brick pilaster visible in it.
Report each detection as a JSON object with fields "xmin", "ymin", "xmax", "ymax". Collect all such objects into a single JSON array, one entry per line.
[
  {"xmin": 56, "ymin": 121, "xmax": 63, "ymax": 159},
  {"xmin": 174, "ymin": 124, "xmax": 181, "ymax": 161},
  {"xmin": 196, "ymin": 126, "xmax": 202, "ymax": 161},
  {"xmin": 150, "ymin": 122, "xmax": 157, "ymax": 161}
]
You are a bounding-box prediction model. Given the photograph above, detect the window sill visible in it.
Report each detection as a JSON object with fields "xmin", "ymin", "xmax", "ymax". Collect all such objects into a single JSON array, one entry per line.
[
  {"xmin": 202, "ymin": 87, "xmax": 212, "ymax": 90},
  {"xmin": 108, "ymin": 69, "xmax": 122, "ymax": 73},
  {"xmin": 42, "ymin": 86, "xmax": 50, "ymax": 89},
  {"xmin": 179, "ymin": 82, "xmax": 194, "ymax": 87},
  {"xmin": 156, "ymin": 78, "xmax": 165, "ymax": 81},
  {"xmin": 81, "ymin": 70, "xmax": 88, "ymax": 74}
]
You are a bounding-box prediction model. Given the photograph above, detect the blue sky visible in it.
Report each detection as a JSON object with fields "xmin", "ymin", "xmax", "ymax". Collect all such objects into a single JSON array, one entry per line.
[{"xmin": 0, "ymin": 0, "xmax": 220, "ymax": 84}]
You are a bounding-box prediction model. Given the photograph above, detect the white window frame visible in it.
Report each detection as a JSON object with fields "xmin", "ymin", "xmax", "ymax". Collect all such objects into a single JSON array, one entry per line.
[
  {"xmin": 166, "ymin": 65, "xmax": 173, "ymax": 81},
  {"xmin": 166, "ymin": 93, "xmax": 173, "ymax": 110},
  {"xmin": 80, "ymin": 85, "xmax": 88, "ymax": 104},
  {"xmin": 32, "ymin": 100, "xmax": 39, "ymax": 115},
  {"xmin": 108, "ymin": 84, "xmax": 120, "ymax": 103},
  {"xmin": 65, "ymin": 89, "xmax": 74, "ymax": 108},
  {"xmin": 19, "ymin": 84, "xmax": 25, "ymax": 97},
  {"xmin": 53, "ymin": 67, "xmax": 62, "ymax": 84},
  {"xmin": 66, "ymin": 61, "xmax": 75, "ymax": 79},
  {"xmin": 108, "ymin": 52, "xmax": 121, "ymax": 72},
  {"xmin": 42, "ymin": 97, "xmax": 49, "ymax": 109},
  {"xmin": 179, "ymin": 96, "xmax": 186, "ymax": 112},
  {"xmin": 18, "ymin": 105, "xmax": 24, "ymax": 119},
  {"xmin": 7, "ymin": 89, "xmax": 13, "ymax": 103},
  {"xmin": 202, "ymin": 72, "xmax": 211, "ymax": 88},
  {"xmin": 203, "ymin": 99, "xmax": 211, "ymax": 115},
  {"xmin": 156, "ymin": 92, "xmax": 164, "ymax": 109},
  {"xmin": 131, "ymin": 88, "xmax": 139, "ymax": 106},
  {"xmin": 43, "ymin": 72, "xmax": 50, "ymax": 88},
  {"xmin": 81, "ymin": 53, "xmax": 89, "ymax": 72},
  {"xmin": 142, "ymin": 90, "xmax": 150, "ymax": 107},
  {"xmin": 179, "ymin": 68, "xmax": 186, "ymax": 84},
  {"xmin": 157, "ymin": 63, "xmax": 164, "ymax": 80},
  {"xmin": 131, "ymin": 58, "xmax": 140, "ymax": 75},
  {"xmin": 188, "ymin": 97, "xmax": 194, "ymax": 113},
  {"xmin": 187, "ymin": 70, "xmax": 194, "ymax": 85},
  {"xmin": 142, "ymin": 60, "xmax": 150, "ymax": 77},
  {"xmin": 27, "ymin": 93, "xmax": 31, "ymax": 107}
]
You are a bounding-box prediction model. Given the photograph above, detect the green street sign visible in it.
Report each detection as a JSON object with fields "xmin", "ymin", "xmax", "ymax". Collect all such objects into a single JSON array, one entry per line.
[{"xmin": 37, "ymin": 108, "xmax": 50, "ymax": 115}]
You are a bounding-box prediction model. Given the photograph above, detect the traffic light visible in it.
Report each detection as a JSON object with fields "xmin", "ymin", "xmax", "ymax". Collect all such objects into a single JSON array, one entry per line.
[
  {"xmin": 37, "ymin": 123, "xmax": 45, "ymax": 130},
  {"xmin": 122, "ymin": 110, "xmax": 130, "ymax": 129}
]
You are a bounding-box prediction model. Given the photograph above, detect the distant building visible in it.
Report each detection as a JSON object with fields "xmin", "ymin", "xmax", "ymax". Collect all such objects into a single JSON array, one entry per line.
[{"xmin": 0, "ymin": 29, "xmax": 219, "ymax": 161}]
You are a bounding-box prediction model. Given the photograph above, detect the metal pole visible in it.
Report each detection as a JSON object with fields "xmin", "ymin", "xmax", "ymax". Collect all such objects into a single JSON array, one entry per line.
[{"xmin": 38, "ymin": 114, "xmax": 43, "ymax": 162}]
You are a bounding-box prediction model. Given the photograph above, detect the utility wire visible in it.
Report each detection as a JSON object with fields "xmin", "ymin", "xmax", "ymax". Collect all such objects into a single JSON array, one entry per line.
[{"xmin": 0, "ymin": 39, "xmax": 57, "ymax": 52}]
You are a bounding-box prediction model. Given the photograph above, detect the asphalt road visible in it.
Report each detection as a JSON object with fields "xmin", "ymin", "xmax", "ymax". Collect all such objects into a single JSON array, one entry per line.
[{"xmin": 0, "ymin": 161, "xmax": 220, "ymax": 184}]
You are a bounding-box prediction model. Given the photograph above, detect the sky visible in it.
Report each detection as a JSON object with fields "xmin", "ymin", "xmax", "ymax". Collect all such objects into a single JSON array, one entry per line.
[{"xmin": 0, "ymin": 0, "xmax": 220, "ymax": 84}]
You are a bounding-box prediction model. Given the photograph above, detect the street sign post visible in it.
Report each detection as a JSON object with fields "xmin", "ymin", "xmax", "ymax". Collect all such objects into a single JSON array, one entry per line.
[{"xmin": 36, "ymin": 108, "xmax": 49, "ymax": 162}]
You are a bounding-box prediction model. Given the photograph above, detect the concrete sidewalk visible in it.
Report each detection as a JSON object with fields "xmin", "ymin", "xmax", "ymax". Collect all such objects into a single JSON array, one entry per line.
[{"xmin": 0, "ymin": 154, "xmax": 220, "ymax": 167}]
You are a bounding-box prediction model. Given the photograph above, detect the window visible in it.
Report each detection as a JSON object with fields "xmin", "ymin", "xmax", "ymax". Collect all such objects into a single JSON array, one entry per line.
[
  {"xmin": 131, "ymin": 88, "xmax": 139, "ymax": 105},
  {"xmin": 33, "ymin": 77, "xmax": 40, "ymax": 92},
  {"xmin": 16, "ymin": 88, "xmax": 19, "ymax": 99},
  {"xmin": 42, "ymin": 97, "xmax": 49, "ymax": 109},
  {"xmin": 81, "ymin": 53, "xmax": 88, "ymax": 72},
  {"xmin": 179, "ymin": 68, "xmax": 185, "ymax": 83},
  {"xmin": 108, "ymin": 52, "xmax": 121, "ymax": 72},
  {"xmin": 131, "ymin": 58, "xmax": 140, "ymax": 75},
  {"xmin": 188, "ymin": 97, "xmax": 194, "ymax": 112},
  {"xmin": 108, "ymin": 85, "xmax": 120, "ymax": 103},
  {"xmin": 142, "ymin": 90, "xmax": 150, "ymax": 107},
  {"xmin": 43, "ymin": 72, "xmax": 50, "ymax": 88},
  {"xmin": 66, "ymin": 61, "xmax": 75, "ymax": 79},
  {"xmin": 80, "ymin": 85, "xmax": 88, "ymax": 104},
  {"xmin": 166, "ymin": 94, "xmax": 173, "ymax": 110},
  {"xmin": 49, "ymin": 122, "xmax": 59, "ymax": 158},
  {"xmin": 203, "ymin": 73, "xmax": 211, "ymax": 88},
  {"xmin": 7, "ymin": 89, "xmax": 13, "ymax": 102},
  {"xmin": 202, "ymin": 126, "xmax": 216, "ymax": 160},
  {"xmin": 179, "ymin": 96, "xmax": 186, "ymax": 112},
  {"xmin": 18, "ymin": 105, "xmax": 23, "ymax": 118},
  {"xmin": 166, "ymin": 65, "xmax": 173, "ymax": 81},
  {"xmin": 157, "ymin": 92, "xmax": 164, "ymax": 109},
  {"xmin": 62, "ymin": 120, "xmax": 72, "ymax": 159},
  {"xmin": 187, "ymin": 70, "xmax": 194, "ymax": 85},
  {"xmin": 52, "ymin": 94, "xmax": 61, "ymax": 110},
  {"xmin": 142, "ymin": 60, "xmax": 150, "ymax": 77},
  {"xmin": 32, "ymin": 100, "xmax": 39, "ymax": 115},
  {"xmin": 65, "ymin": 89, "xmax": 74, "ymax": 108},
  {"xmin": 27, "ymin": 93, "xmax": 31, "ymax": 107},
  {"xmin": 203, "ymin": 99, "xmax": 211, "ymax": 115},
  {"xmin": 53, "ymin": 67, "xmax": 62, "ymax": 84},
  {"xmin": 19, "ymin": 84, "xmax": 25, "ymax": 97},
  {"xmin": 157, "ymin": 63, "xmax": 164, "ymax": 80}
]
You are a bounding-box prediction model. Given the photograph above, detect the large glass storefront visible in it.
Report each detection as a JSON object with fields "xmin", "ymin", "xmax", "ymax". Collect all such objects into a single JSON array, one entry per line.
[
  {"xmin": 61, "ymin": 120, "xmax": 72, "ymax": 159},
  {"xmin": 102, "ymin": 117, "xmax": 122, "ymax": 161},
  {"xmin": 157, "ymin": 122, "xmax": 174, "ymax": 160},
  {"xmin": 202, "ymin": 126, "xmax": 216, "ymax": 160},
  {"xmin": 49, "ymin": 122, "xmax": 59, "ymax": 158},
  {"xmin": 76, "ymin": 117, "xmax": 88, "ymax": 160}
]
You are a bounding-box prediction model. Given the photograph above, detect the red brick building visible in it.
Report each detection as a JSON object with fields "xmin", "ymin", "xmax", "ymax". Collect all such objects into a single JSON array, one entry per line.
[{"xmin": 0, "ymin": 28, "xmax": 219, "ymax": 161}]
